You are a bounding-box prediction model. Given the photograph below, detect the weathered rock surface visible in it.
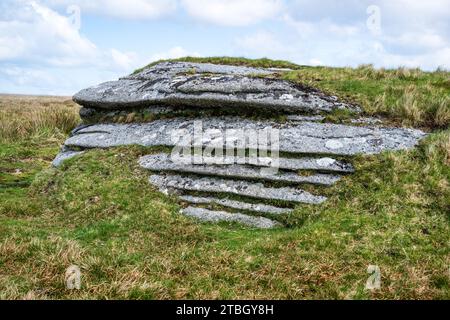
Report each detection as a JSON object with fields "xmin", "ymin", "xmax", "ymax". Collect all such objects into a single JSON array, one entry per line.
[
  {"xmin": 179, "ymin": 195, "xmax": 293, "ymax": 215},
  {"xmin": 350, "ymin": 117, "xmax": 383, "ymax": 125},
  {"xmin": 154, "ymin": 153, "xmax": 354, "ymax": 173},
  {"xmin": 286, "ymin": 115, "xmax": 325, "ymax": 122},
  {"xmin": 181, "ymin": 206, "xmax": 281, "ymax": 229},
  {"xmin": 73, "ymin": 61, "xmax": 360, "ymax": 114},
  {"xmin": 63, "ymin": 117, "xmax": 427, "ymax": 156},
  {"xmin": 53, "ymin": 60, "xmax": 431, "ymax": 228},
  {"xmin": 52, "ymin": 149, "xmax": 84, "ymax": 167},
  {"xmin": 149, "ymin": 174, "xmax": 327, "ymax": 204},
  {"xmin": 274, "ymin": 156, "xmax": 353, "ymax": 172},
  {"xmin": 139, "ymin": 153, "xmax": 341, "ymax": 185}
]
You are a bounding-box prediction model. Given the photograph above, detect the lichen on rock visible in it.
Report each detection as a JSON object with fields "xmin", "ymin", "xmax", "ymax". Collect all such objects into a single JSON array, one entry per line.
[{"xmin": 53, "ymin": 61, "xmax": 428, "ymax": 228}]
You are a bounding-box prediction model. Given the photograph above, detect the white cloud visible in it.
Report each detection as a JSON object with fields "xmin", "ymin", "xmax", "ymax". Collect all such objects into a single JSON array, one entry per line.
[
  {"xmin": 110, "ymin": 49, "xmax": 138, "ymax": 70},
  {"xmin": 309, "ymin": 58, "xmax": 322, "ymax": 66},
  {"xmin": 0, "ymin": 1, "xmax": 142, "ymax": 70},
  {"xmin": 0, "ymin": 1, "xmax": 98, "ymax": 66},
  {"xmin": 327, "ymin": 23, "xmax": 359, "ymax": 37},
  {"xmin": 372, "ymin": 44, "xmax": 450, "ymax": 70},
  {"xmin": 380, "ymin": 0, "xmax": 450, "ymax": 19},
  {"xmin": 290, "ymin": 0, "xmax": 450, "ymax": 23},
  {"xmin": 1, "ymin": 0, "xmax": 449, "ymax": 95},
  {"xmin": 283, "ymin": 14, "xmax": 363, "ymax": 39},
  {"xmin": 181, "ymin": 0, "xmax": 283, "ymax": 26},
  {"xmin": 232, "ymin": 30, "xmax": 306, "ymax": 66},
  {"xmin": 0, "ymin": 1, "xmax": 96, "ymax": 64},
  {"xmin": 281, "ymin": 14, "xmax": 315, "ymax": 38},
  {"xmin": 0, "ymin": 1, "xmax": 145, "ymax": 94},
  {"xmin": 234, "ymin": 32, "xmax": 287, "ymax": 54},
  {"xmin": 0, "ymin": 34, "xmax": 27, "ymax": 60},
  {"xmin": 0, "ymin": 64, "xmax": 122, "ymax": 95},
  {"xmin": 279, "ymin": 11, "xmax": 449, "ymax": 70},
  {"xmin": 44, "ymin": 0, "xmax": 177, "ymax": 19},
  {"xmin": 1, "ymin": 65, "xmax": 55, "ymax": 87},
  {"xmin": 147, "ymin": 46, "xmax": 200, "ymax": 62},
  {"xmin": 384, "ymin": 32, "xmax": 447, "ymax": 52},
  {"xmin": 0, "ymin": 1, "xmax": 205, "ymax": 94}
]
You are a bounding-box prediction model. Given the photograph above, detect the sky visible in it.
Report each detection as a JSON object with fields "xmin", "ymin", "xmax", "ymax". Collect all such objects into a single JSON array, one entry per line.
[{"xmin": 0, "ymin": 0, "xmax": 449, "ymax": 95}]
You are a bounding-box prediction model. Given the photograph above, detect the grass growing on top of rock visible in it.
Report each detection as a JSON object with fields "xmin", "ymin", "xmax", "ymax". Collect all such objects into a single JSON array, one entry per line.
[
  {"xmin": 135, "ymin": 57, "xmax": 449, "ymax": 129},
  {"xmin": 1, "ymin": 58, "xmax": 449, "ymax": 299},
  {"xmin": 132, "ymin": 56, "xmax": 303, "ymax": 74}
]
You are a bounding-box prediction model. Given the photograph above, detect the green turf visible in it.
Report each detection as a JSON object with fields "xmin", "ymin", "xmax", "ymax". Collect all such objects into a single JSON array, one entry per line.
[{"xmin": 0, "ymin": 58, "xmax": 449, "ymax": 299}]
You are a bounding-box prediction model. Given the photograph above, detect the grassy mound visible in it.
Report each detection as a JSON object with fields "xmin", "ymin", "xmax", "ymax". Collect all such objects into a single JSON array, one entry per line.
[{"xmin": 0, "ymin": 58, "xmax": 449, "ymax": 299}]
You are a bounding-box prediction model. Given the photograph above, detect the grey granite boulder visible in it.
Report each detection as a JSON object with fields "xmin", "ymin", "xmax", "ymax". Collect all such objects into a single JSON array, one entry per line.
[
  {"xmin": 62, "ymin": 117, "xmax": 427, "ymax": 156},
  {"xmin": 149, "ymin": 174, "xmax": 327, "ymax": 204},
  {"xmin": 181, "ymin": 206, "xmax": 281, "ymax": 229},
  {"xmin": 52, "ymin": 60, "xmax": 431, "ymax": 229},
  {"xmin": 73, "ymin": 61, "xmax": 359, "ymax": 114}
]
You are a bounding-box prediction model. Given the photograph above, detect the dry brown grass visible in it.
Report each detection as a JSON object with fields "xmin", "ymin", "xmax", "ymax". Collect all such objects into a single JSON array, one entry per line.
[
  {"xmin": 0, "ymin": 95, "xmax": 80, "ymax": 142},
  {"xmin": 356, "ymin": 64, "xmax": 426, "ymax": 81}
]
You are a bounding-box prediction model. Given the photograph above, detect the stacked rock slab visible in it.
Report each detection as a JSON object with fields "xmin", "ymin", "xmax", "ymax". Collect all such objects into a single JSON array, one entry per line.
[{"xmin": 55, "ymin": 61, "xmax": 427, "ymax": 228}]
